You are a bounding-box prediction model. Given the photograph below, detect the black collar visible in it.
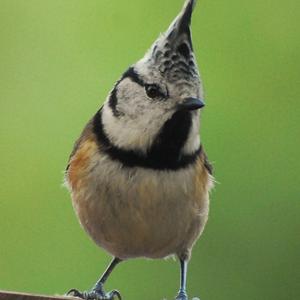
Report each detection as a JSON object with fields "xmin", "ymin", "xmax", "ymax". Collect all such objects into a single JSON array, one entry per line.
[{"xmin": 93, "ymin": 108, "xmax": 202, "ymax": 171}]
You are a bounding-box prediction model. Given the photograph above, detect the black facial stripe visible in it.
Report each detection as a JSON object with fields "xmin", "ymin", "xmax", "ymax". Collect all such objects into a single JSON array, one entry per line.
[
  {"xmin": 109, "ymin": 67, "xmax": 169, "ymax": 117},
  {"xmin": 108, "ymin": 86, "xmax": 121, "ymax": 117},
  {"xmin": 123, "ymin": 67, "xmax": 168, "ymax": 99},
  {"xmin": 109, "ymin": 67, "xmax": 145, "ymax": 117},
  {"xmin": 121, "ymin": 67, "xmax": 145, "ymax": 87},
  {"xmin": 93, "ymin": 109, "xmax": 202, "ymax": 171}
]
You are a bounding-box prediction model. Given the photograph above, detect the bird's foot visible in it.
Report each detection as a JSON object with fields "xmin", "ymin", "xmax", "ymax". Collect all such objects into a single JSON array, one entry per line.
[
  {"xmin": 67, "ymin": 285, "xmax": 121, "ymax": 300},
  {"xmin": 175, "ymin": 290, "xmax": 200, "ymax": 300},
  {"xmin": 175, "ymin": 290, "xmax": 188, "ymax": 300}
]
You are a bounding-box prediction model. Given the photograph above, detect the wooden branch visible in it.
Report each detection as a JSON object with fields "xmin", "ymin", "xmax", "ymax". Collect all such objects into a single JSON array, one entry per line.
[{"xmin": 0, "ymin": 291, "xmax": 75, "ymax": 300}]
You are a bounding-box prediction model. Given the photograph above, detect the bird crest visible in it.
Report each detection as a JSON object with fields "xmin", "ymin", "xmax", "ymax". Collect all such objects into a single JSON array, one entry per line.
[{"xmin": 137, "ymin": 0, "xmax": 200, "ymax": 89}]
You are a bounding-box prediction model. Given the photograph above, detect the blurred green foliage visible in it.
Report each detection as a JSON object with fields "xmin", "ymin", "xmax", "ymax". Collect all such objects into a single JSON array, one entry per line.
[{"xmin": 0, "ymin": 1, "xmax": 299, "ymax": 299}]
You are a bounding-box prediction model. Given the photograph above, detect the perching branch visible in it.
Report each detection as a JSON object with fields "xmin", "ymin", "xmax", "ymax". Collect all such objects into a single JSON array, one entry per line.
[{"xmin": 0, "ymin": 290, "xmax": 75, "ymax": 300}]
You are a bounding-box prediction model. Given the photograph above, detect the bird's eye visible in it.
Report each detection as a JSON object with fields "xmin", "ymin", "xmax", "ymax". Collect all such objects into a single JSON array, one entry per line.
[{"xmin": 145, "ymin": 84, "xmax": 164, "ymax": 99}]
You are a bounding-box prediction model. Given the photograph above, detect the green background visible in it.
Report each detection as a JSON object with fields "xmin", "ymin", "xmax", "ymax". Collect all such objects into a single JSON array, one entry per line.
[{"xmin": 0, "ymin": 0, "xmax": 299, "ymax": 299}]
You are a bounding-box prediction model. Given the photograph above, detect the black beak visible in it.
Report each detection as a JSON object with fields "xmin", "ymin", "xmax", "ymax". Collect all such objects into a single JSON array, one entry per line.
[{"xmin": 178, "ymin": 97, "xmax": 205, "ymax": 111}]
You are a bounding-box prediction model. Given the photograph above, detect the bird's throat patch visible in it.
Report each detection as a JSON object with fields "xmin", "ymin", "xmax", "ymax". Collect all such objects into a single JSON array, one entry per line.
[{"xmin": 93, "ymin": 109, "xmax": 202, "ymax": 171}]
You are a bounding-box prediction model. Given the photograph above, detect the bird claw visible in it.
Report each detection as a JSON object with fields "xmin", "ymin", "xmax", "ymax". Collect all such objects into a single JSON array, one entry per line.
[
  {"xmin": 66, "ymin": 289, "xmax": 85, "ymax": 299},
  {"xmin": 175, "ymin": 291, "xmax": 200, "ymax": 300},
  {"xmin": 106, "ymin": 290, "xmax": 122, "ymax": 300},
  {"xmin": 175, "ymin": 290, "xmax": 188, "ymax": 300},
  {"xmin": 66, "ymin": 288, "xmax": 122, "ymax": 300}
]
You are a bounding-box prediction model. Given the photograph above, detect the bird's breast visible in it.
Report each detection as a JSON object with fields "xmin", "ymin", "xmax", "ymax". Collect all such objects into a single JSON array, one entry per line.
[{"xmin": 66, "ymin": 136, "xmax": 212, "ymax": 259}]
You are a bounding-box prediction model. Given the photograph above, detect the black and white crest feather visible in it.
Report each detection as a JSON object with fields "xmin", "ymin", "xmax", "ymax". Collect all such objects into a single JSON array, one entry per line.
[{"xmin": 97, "ymin": 0, "xmax": 205, "ymax": 170}]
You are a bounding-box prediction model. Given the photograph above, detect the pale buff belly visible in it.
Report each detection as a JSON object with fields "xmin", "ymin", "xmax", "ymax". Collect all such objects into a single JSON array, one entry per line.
[{"xmin": 69, "ymin": 154, "xmax": 210, "ymax": 260}]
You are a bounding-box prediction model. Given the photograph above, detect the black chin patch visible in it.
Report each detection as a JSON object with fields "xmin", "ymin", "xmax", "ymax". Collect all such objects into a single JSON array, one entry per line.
[{"xmin": 150, "ymin": 110, "xmax": 192, "ymax": 167}]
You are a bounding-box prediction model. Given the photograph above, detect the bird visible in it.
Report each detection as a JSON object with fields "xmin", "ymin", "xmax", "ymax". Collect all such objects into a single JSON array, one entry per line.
[{"xmin": 65, "ymin": 0, "xmax": 214, "ymax": 299}]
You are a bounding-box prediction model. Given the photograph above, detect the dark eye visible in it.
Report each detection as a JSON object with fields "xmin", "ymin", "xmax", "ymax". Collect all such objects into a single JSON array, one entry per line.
[{"xmin": 145, "ymin": 84, "xmax": 164, "ymax": 99}]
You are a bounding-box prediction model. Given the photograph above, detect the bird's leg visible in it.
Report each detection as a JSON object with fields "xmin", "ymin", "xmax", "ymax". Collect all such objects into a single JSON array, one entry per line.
[
  {"xmin": 175, "ymin": 259, "xmax": 189, "ymax": 300},
  {"xmin": 67, "ymin": 257, "xmax": 122, "ymax": 300}
]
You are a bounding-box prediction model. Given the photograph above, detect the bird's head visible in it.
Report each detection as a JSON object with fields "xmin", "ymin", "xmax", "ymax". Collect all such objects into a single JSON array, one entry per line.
[{"xmin": 101, "ymin": 0, "xmax": 204, "ymax": 158}]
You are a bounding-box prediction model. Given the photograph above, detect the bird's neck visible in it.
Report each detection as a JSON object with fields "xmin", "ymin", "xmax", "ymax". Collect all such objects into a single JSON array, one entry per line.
[
  {"xmin": 150, "ymin": 109, "xmax": 201, "ymax": 159},
  {"xmin": 94, "ymin": 107, "xmax": 201, "ymax": 170}
]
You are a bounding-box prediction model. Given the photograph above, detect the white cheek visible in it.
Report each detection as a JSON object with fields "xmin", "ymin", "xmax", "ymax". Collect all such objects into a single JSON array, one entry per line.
[
  {"xmin": 182, "ymin": 112, "xmax": 201, "ymax": 155},
  {"xmin": 102, "ymin": 98, "xmax": 173, "ymax": 153},
  {"xmin": 102, "ymin": 77, "xmax": 201, "ymax": 156},
  {"xmin": 117, "ymin": 81, "xmax": 147, "ymax": 119}
]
